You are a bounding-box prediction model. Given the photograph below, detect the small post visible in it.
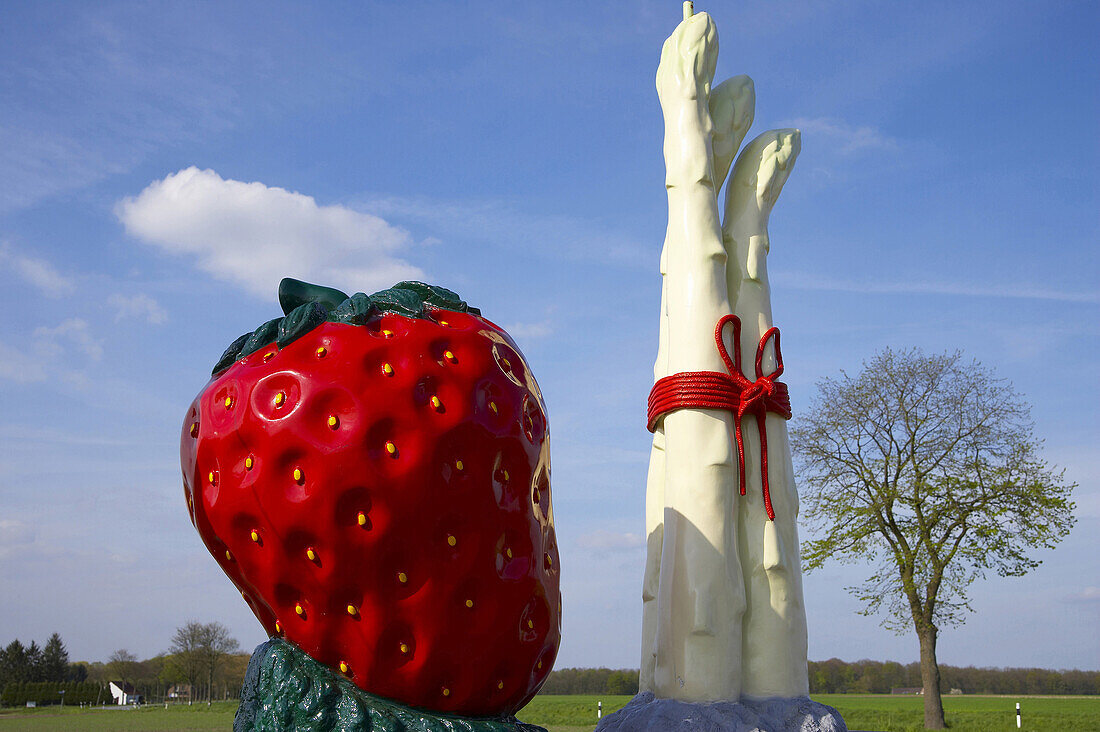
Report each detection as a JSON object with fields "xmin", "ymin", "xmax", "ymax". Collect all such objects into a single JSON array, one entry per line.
[
  {"xmin": 1016, "ymin": 701, "xmax": 1021, "ymax": 728},
  {"xmin": 598, "ymin": 700, "xmax": 602, "ymax": 719}
]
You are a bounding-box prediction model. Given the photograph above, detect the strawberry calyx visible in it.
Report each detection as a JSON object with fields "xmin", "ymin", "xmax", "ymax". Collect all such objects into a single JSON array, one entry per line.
[
  {"xmin": 212, "ymin": 278, "xmax": 482, "ymax": 375},
  {"xmin": 237, "ymin": 638, "xmax": 547, "ymax": 732}
]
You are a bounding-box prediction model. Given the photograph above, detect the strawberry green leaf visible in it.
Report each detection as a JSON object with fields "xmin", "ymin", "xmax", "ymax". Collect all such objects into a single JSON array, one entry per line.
[
  {"xmin": 279, "ymin": 278, "xmax": 350, "ymax": 316},
  {"xmin": 239, "ymin": 318, "xmax": 283, "ymax": 359},
  {"xmin": 369, "ymin": 286, "xmax": 424, "ymax": 317},
  {"xmin": 213, "ymin": 333, "xmax": 252, "ymax": 375},
  {"xmin": 277, "ymin": 302, "xmax": 329, "ymax": 348},
  {"xmin": 393, "ymin": 281, "xmax": 469, "ymax": 313},
  {"xmin": 331, "ymin": 293, "xmax": 375, "ymax": 325}
]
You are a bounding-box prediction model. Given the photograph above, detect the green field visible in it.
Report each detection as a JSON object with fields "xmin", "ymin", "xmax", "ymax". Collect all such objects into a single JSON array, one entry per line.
[
  {"xmin": 816, "ymin": 694, "xmax": 1100, "ymax": 732},
  {"xmin": 0, "ymin": 695, "xmax": 1097, "ymax": 731},
  {"xmin": 0, "ymin": 702, "xmax": 240, "ymax": 731}
]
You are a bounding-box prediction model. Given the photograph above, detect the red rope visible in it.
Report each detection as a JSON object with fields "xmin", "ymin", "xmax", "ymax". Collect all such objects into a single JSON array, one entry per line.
[{"xmin": 647, "ymin": 314, "xmax": 791, "ymax": 520}]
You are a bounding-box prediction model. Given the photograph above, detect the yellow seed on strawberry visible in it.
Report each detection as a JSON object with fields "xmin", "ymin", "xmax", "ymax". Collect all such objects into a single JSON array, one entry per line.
[
  {"xmin": 327, "ymin": 415, "xmax": 338, "ymax": 428},
  {"xmin": 245, "ymin": 456, "xmax": 254, "ymax": 470},
  {"xmin": 250, "ymin": 530, "xmax": 260, "ymax": 543},
  {"xmin": 306, "ymin": 547, "xmax": 316, "ymax": 562},
  {"xmin": 295, "ymin": 603, "xmax": 304, "ymax": 617},
  {"xmin": 397, "ymin": 572, "xmax": 407, "ymax": 584},
  {"xmin": 346, "ymin": 604, "xmax": 358, "ymax": 616},
  {"xmin": 447, "ymin": 535, "xmax": 457, "ymax": 547},
  {"xmin": 382, "ymin": 363, "xmax": 393, "ymax": 376},
  {"xmin": 293, "ymin": 468, "xmax": 303, "ymax": 483},
  {"xmin": 385, "ymin": 441, "xmax": 397, "ymax": 456},
  {"xmin": 316, "ymin": 346, "xmax": 327, "ymax": 358},
  {"xmin": 274, "ymin": 392, "xmax": 286, "ymax": 407},
  {"xmin": 357, "ymin": 511, "xmax": 367, "ymax": 526}
]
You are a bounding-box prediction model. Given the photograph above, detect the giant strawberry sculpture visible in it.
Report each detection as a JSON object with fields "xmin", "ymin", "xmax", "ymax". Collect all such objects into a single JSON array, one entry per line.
[{"xmin": 180, "ymin": 279, "xmax": 559, "ymax": 723}]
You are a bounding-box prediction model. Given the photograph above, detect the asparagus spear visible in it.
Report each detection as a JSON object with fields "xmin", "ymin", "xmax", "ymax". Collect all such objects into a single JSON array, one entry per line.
[
  {"xmin": 722, "ymin": 128, "xmax": 811, "ymax": 698},
  {"xmin": 648, "ymin": 3, "xmax": 745, "ymax": 701},
  {"xmin": 640, "ymin": 60, "xmax": 755, "ymax": 703}
]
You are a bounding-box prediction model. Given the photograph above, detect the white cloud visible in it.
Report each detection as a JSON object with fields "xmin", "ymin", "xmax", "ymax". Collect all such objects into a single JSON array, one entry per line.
[
  {"xmin": 0, "ymin": 340, "xmax": 47, "ymax": 383},
  {"xmin": 784, "ymin": 117, "xmax": 899, "ymax": 155},
  {"xmin": 0, "ymin": 243, "xmax": 75, "ymax": 297},
  {"xmin": 108, "ymin": 293, "xmax": 168, "ymax": 325},
  {"xmin": 115, "ymin": 167, "xmax": 424, "ymax": 298},
  {"xmin": 33, "ymin": 318, "xmax": 103, "ymax": 361},
  {"xmin": 577, "ymin": 529, "xmax": 645, "ymax": 552}
]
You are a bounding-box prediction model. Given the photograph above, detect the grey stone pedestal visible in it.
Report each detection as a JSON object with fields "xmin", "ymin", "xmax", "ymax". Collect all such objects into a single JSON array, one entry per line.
[{"xmin": 594, "ymin": 692, "xmax": 847, "ymax": 732}]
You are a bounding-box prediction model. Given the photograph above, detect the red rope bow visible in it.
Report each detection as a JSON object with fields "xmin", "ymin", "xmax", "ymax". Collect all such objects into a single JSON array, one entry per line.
[{"xmin": 647, "ymin": 314, "xmax": 792, "ymax": 520}]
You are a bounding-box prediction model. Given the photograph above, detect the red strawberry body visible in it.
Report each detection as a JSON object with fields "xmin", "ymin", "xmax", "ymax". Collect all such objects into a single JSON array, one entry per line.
[{"xmin": 180, "ymin": 283, "xmax": 559, "ymax": 716}]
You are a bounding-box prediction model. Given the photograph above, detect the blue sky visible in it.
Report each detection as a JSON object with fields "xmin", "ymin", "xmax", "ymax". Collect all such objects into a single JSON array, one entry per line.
[{"xmin": 1, "ymin": 1, "xmax": 1097, "ymax": 672}]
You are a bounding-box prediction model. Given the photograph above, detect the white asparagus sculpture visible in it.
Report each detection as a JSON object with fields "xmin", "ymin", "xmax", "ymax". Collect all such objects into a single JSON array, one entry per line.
[{"xmin": 642, "ymin": 2, "xmax": 808, "ymax": 701}]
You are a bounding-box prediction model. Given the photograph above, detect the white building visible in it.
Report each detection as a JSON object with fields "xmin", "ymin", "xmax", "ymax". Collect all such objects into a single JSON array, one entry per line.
[{"xmin": 108, "ymin": 681, "xmax": 139, "ymax": 705}]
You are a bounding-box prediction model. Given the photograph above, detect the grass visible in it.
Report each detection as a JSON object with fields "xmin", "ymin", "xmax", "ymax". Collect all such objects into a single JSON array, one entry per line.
[
  {"xmin": 816, "ymin": 694, "xmax": 1100, "ymax": 732},
  {"xmin": 0, "ymin": 695, "xmax": 1097, "ymax": 731},
  {"xmin": 0, "ymin": 701, "xmax": 238, "ymax": 730},
  {"xmin": 517, "ymin": 695, "xmax": 633, "ymax": 729}
]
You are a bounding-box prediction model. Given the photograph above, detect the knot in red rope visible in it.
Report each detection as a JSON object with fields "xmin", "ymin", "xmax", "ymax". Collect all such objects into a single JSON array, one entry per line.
[{"xmin": 647, "ymin": 314, "xmax": 791, "ymax": 520}]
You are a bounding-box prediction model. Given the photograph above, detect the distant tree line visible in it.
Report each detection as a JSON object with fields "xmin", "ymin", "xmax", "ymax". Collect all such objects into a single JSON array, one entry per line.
[
  {"xmin": 808, "ymin": 659, "xmax": 1100, "ymax": 695},
  {"xmin": 1, "ymin": 623, "xmax": 248, "ymax": 707},
  {"xmin": 540, "ymin": 668, "xmax": 639, "ymax": 695},
  {"xmin": 539, "ymin": 662, "xmax": 1100, "ymax": 696}
]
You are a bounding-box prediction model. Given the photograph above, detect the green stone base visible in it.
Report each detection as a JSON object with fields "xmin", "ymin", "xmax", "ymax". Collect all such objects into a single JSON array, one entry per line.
[{"xmin": 234, "ymin": 639, "xmax": 546, "ymax": 732}]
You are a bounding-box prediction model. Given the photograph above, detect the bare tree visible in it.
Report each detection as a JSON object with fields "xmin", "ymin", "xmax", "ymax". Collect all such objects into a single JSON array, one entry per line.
[
  {"xmin": 791, "ymin": 348, "xmax": 1075, "ymax": 729},
  {"xmin": 169, "ymin": 621, "xmax": 239, "ymax": 701},
  {"xmin": 168, "ymin": 622, "xmax": 204, "ymax": 700},
  {"xmin": 107, "ymin": 649, "xmax": 138, "ymax": 684},
  {"xmin": 199, "ymin": 622, "xmax": 239, "ymax": 701}
]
